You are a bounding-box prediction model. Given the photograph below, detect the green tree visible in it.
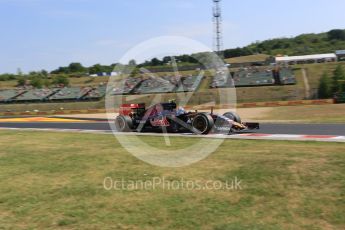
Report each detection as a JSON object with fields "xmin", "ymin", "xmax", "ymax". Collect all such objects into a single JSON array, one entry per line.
[
  {"xmin": 89, "ymin": 64, "xmax": 102, "ymax": 74},
  {"xmin": 0, "ymin": 74, "xmax": 16, "ymax": 81},
  {"xmin": 318, "ymin": 72, "xmax": 332, "ymax": 99},
  {"xmin": 328, "ymin": 29, "xmax": 345, "ymax": 41},
  {"xmin": 41, "ymin": 70, "xmax": 49, "ymax": 78},
  {"xmin": 162, "ymin": 56, "xmax": 172, "ymax": 64},
  {"xmin": 150, "ymin": 58, "xmax": 162, "ymax": 66},
  {"xmin": 30, "ymin": 77, "xmax": 43, "ymax": 88},
  {"xmin": 43, "ymin": 79, "xmax": 51, "ymax": 87},
  {"xmin": 0, "ymin": 74, "xmax": 8, "ymax": 81},
  {"xmin": 52, "ymin": 75, "xmax": 69, "ymax": 86},
  {"xmin": 28, "ymin": 71, "xmax": 39, "ymax": 77},
  {"xmin": 51, "ymin": 66, "xmax": 69, "ymax": 74},
  {"xmin": 128, "ymin": 59, "xmax": 137, "ymax": 66},
  {"xmin": 68, "ymin": 63, "xmax": 86, "ymax": 73},
  {"xmin": 332, "ymin": 65, "xmax": 345, "ymax": 93},
  {"xmin": 17, "ymin": 77, "xmax": 26, "ymax": 86}
]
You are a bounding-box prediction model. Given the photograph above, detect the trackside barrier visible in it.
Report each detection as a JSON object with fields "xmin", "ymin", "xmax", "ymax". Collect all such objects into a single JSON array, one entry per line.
[
  {"xmin": 237, "ymin": 99, "xmax": 334, "ymax": 108},
  {"xmin": 0, "ymin": 99, "xmax": 335, "ymax": 117}
]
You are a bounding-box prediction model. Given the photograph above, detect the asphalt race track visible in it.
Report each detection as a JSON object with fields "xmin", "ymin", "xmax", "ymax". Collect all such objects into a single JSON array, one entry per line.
[{"xmin": 1, "ymin": 122, "xmax": 345, "ymax": 136}]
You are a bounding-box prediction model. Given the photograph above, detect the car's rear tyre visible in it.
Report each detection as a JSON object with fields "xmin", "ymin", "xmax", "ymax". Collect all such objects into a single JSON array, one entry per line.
[
  {"xmin": 115, "ymin": 115, "xmax": 133, "ymax": 132},
  {"xmin": 192, "ymin": 113, "xmax": 214, "ymax": 134},
  {"xmin": 223, "ymin": 112, "xmax": 242, "ymax": 123}
]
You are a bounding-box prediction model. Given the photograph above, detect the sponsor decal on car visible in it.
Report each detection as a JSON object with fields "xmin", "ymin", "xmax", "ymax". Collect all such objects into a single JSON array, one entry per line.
[
  {"xmin": 150, "ymin": 117, "xmax": 170, "ymax": 127},
  {"xmin": 216, "ymin": 126, "xmax": 231, "ymax": 131}
]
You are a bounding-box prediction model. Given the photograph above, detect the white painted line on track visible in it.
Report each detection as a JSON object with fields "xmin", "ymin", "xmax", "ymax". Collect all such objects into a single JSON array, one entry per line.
[{"xmin": 1, "ymin": 127, "xmax": 345, "ymax": 143}]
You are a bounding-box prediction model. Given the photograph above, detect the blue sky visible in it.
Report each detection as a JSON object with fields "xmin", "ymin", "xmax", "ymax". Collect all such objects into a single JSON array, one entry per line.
[{"xmin": 1, "ymin": 0, "xmax": 345, "ymax": 73}]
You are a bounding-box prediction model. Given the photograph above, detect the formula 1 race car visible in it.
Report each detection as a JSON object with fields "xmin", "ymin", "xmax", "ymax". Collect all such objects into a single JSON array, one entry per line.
[{"xmin": 114, "ymin": 102, "xmax": 259, "ymax": 135}]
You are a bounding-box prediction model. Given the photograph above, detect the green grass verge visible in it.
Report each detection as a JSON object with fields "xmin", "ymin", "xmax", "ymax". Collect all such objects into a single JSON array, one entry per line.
[{"xmin": 0, "ymin": 131, "xmax": 344, "ymax": 229}]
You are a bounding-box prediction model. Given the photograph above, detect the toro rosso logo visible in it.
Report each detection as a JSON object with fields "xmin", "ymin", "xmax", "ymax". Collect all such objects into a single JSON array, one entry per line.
[
  {"xmin": 150, "ymin": 116, "xmax": 170, "ymax": 127},
  {"xmin": 149, "ymin": 107, "xmax": 158, "ymax": 116},
  {"xmin": 146, "ymin": 105, "xmax": 172, "ymax": 127}
]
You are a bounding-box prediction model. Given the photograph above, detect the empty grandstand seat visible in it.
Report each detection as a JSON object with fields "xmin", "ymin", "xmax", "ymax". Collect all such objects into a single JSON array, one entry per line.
[
  {"xmin": 0, "ymin": 89, "xmax": 27, "ymax": 103},
  {"xmin": 109, "ymin": 78, "xmax": 142, "ymax": 95},
  {"xmin": 83, "ymin": 86, "xmax": 107, "ymax": 100},
  {"xmin": 133, "ymin": 77, "xmax": 176, "ymax": 94},
  {"xmin": 210, "ymin": 72, "xmax": 232, "ymax": 88},
  {"xmin": 49, "ymin": 87, "xmax": 92, "ymax": 101},
  {"xmin": 14, "ymin": 88, "xmax": 59, "ymax": 102},
  {"xmin": 279, "ymin": 68, "xmax": 296, "ymax": 85},
  {"xmin": 211, "ymin": 67, "xmax": 277, "ymax": 88},
  {"xmin": 210, "ymin": 66, "xmax": 296, "ymax": 88},
  {"xmin": 176, "ymin": 75, "xmax": 203, "ymax": 92}
]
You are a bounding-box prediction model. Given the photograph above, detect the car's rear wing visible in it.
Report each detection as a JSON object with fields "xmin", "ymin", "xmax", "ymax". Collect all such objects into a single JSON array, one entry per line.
[{"xmin": 119, "ymin": 103, "xmax": 145, "ymax": 116}]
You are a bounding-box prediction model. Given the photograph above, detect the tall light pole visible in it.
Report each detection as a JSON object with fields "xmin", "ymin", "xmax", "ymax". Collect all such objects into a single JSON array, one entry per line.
[{"xmin": 213, "ymin": 0, "xmax": 223, "ymax": 58}]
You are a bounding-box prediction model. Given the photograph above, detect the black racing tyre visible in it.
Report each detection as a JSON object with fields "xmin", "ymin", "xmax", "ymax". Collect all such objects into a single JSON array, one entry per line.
[
  {"xmin": 192, "ymin": 113, "xmax": 214, "ymax": 134},
  {"xmin": 115, "ymin": 115, "xmax": 133, "ymax": 132},
  {"xmin": 223, "ymin": 112, "xmax": 242, "ymax": 123}
]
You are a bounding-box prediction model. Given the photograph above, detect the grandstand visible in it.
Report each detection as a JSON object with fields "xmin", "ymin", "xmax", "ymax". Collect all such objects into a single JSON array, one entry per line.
[
  {"xmin": 133, "ymin": 77, "xmax": 177, "ymax": 94},
  {"xmin": 233, "ymin": 68, "xmax": 274, "ymax": 87},
  {"xmin": 0, "ymin": 89, "xmax": 27, "ymax": 103},
  {"xmin": 49, "ymin": 87, "xmax": 93, "ymax": 101},
  {"xmin": 210, "ymin": 67, "xmax": 295, "ymax": 88},
  {"xmin": 176, "ymin": 75, "xmax": 203, "ymax": 92},
  {"xmin": 109, "ymin": 78, "xmax": 142, "ymax": 95},
  {"xmin": 15, "ymin": 88, "xmax": 59, "ymax": 102},
  {"xmin": 210, "ymin": 71, "xmax": 233, "ymax": 88},
  {"xmin": 0, "ymin": 66, "xmax": 296, "ymax": 104},
  {"xmin": 83, "ymin": 86, "xmax": 107, "ymax": 100},
  {"xmin": 279, "ymin": 68, "xmax": 296, "ymax": 85},
  {"xmin": 131, "ymin": 75, "xmax": 204, "ymax": 94}
]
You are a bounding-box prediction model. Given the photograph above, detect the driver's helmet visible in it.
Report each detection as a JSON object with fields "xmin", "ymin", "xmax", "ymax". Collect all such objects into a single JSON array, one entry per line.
[{"xmin": 176, "ymin": 106, "xmax": 186, "ymax": 116}]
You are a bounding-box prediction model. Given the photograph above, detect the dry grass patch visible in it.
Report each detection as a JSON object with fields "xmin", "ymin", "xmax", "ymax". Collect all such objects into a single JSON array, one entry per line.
[{"xmin": 255, "ymin": 104, "xmax": 345, "ymax": 123}]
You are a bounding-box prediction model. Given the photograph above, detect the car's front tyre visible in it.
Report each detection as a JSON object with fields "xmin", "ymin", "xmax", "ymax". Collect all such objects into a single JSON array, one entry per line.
[
  {"xmin": 192, "ymin": 113, "xmax": 214, "ymax": 134},
  {"xmin": 223, "ymin": 112, "xmax": 242, "ymax": 123}
]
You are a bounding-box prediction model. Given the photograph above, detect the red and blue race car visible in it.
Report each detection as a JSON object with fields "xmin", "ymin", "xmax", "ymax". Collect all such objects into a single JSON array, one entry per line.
[{"xmin": 115, "ymin": 102, "xmax": 259, "ymax": 135}]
